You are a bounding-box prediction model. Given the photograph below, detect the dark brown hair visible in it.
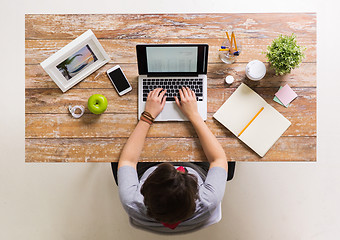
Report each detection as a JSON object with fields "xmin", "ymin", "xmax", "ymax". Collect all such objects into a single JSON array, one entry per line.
[{"xmin": 141, "ymin": 163, "xmax": 198, "ymax": 224}]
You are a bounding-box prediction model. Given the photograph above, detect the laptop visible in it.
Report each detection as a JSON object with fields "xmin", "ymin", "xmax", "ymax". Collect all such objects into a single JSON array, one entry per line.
[{"xmin": 136, "ymin": 44, "xmax": 209, "ymax": 121}]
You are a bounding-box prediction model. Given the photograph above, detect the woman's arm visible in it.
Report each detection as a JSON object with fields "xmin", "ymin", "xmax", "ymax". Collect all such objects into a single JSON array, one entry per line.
[
  {"xmin": 118, "ymin": 88, "xmax": 167, "ymax": 169},
  {"xmin": 175, "ymin": 87, "xmax": 228, "ymax": 171}
]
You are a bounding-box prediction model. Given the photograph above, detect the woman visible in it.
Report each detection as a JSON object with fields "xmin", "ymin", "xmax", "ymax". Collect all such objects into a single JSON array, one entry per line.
[{"xmin": 115, "ymin": 87, "xmax": 228, "ymax": 233}]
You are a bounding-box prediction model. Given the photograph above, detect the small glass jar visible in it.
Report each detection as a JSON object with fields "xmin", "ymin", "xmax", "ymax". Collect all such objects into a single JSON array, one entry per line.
[{"xmin": 219, "ymin": 40, "xmax": 242, "ymax": 64}]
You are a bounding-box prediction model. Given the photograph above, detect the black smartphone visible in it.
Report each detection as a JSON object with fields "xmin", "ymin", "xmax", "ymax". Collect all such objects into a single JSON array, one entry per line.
[{"xmin": 107, "ymin": 65, "xmax": 132, "ymax": 96}]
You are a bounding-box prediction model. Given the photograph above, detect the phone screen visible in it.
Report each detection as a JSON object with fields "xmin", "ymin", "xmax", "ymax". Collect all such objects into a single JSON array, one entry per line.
[{"xmin": 108, "ymin": 68, "xmax": 130, "ymax": 92}]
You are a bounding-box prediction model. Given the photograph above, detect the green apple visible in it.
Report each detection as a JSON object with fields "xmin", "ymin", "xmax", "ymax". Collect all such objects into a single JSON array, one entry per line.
[{"xmin": 87, "ymin": 94, "xmax": 108, "ymax": 114}]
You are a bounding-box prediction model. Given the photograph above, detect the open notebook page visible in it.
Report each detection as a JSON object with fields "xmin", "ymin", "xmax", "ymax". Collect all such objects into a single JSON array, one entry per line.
[
  {"xmin": 213, "ymin": 83, "xmax": 267, "ymax": 136},
  {"xmin": 238, "ymin": 104, "xmax": 291, "ymax": 157},
  {"xmin": 213, "ymin": 83, "xmax": 291, "ymax": 157}
]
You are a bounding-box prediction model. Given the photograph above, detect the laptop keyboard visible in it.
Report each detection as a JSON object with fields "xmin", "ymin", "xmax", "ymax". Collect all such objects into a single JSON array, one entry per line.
[{"xmin": 142, "ymin": 78, "xmax": 204, "ymax": 102}]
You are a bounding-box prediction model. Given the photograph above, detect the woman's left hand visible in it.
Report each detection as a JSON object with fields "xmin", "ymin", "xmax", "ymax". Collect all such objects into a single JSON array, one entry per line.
[{"xmin": 144, "ymin": 88, "xmax": 167, "ymax": 118}]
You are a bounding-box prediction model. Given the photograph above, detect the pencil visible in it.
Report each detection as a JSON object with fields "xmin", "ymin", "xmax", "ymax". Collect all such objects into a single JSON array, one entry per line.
[
  {"xmin": 225, "ymin": 32, "xmax": 235, "ymax": 54},
  {"xmin": 225, "ymin": 32, "xmax": 231, "ymax": 42},
  {"xmin": 230, "ymin": 32, "xmax": 234, "ymax": 49},
  {"xmin": 238, "ymin": 107, "xmax": 264, "ymax": 137},
  {"xmin": 231, "ymin": 32, "xmax": 238, "ymax": 51}
]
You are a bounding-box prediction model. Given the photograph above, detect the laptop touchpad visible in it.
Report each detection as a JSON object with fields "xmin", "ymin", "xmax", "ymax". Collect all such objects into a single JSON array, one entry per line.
[{"xmin": 157, "ymin": 103, "xmax": 188, "ymax": 121}]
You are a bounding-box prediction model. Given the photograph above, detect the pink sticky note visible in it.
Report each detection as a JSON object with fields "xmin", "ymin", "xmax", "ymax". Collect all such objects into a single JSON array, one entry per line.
[{"xmin": 275, "ymin": 84, "xmax": 298, "ymax": 106}]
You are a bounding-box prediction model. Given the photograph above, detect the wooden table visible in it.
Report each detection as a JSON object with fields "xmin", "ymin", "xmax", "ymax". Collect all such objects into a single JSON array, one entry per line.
[{"xmin": 25, "ymin": 13, "xmax": 316, "ymax": 162}]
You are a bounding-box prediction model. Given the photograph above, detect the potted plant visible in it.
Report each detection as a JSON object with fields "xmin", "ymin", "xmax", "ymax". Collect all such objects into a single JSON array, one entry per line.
[{"xmin": 266, "ymin": 34, "xmax": 305, "ymax": 75}]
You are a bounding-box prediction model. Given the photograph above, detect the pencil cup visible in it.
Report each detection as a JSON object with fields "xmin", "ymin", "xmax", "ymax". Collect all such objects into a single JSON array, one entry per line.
[{"xmin": 219, "ymin": 40, "xmax": 241, "ymax": 64}]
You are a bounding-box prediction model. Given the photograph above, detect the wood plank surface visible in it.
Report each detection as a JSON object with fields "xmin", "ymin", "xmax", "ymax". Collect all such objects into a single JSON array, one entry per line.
[
  {"xmin": 25, "ymin": 111, "xmax": 316, "ymax": 138},
  {"xmin": 25, "ymin": 13, "xmax": 316, "ymax": 162},
  {"xmin": 25, "ymin": 137, "xmax": 316, "ymax": 162},
  {"xmin": 25, "ymin": 13, "xmax": 316, "ymax": 40}
]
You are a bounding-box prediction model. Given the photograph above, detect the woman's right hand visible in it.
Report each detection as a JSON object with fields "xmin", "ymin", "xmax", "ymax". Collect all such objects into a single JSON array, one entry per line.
[{"xmin": 174, "ymin": 87, "xmax": 200, "ymax": 121}]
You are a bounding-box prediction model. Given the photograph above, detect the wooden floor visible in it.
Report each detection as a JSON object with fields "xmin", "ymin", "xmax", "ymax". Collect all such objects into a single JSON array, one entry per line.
[{"xmin": 25, "ymin": 13, "xmax": 316, "ymax": 162}]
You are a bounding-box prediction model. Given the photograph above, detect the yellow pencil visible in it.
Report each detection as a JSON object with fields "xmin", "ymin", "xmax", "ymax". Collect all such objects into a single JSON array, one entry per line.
[
  {"xmin": 225, "ymin": 31, "xmax": 231, "ymax": 42},
  {"xmin": 238, "ymin": 107, "xmax": 264, "ymax": 137},
  {"xmin": 219, "ymin": 48, "xmax": 230, "ymax": 51},
  {"xmin": 231, "ymin": 32, "xmax": 238, "ymax": 51},
  {"xmin": 230, "ymin": 32, "xmax": 234, "ymax": 49},
  {"xmin": 225, "ymin": 31, "xmax": 235, "ymax": 54}
]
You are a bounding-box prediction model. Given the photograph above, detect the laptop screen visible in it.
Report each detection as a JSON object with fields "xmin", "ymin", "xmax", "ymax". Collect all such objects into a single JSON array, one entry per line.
[
  {"xmin": 146, "ymin": 46, "xmax": 198, "ymax": 73},
  {"xmin": 136, "ymin": 44, "xmax": 208, "ymax": 76}
]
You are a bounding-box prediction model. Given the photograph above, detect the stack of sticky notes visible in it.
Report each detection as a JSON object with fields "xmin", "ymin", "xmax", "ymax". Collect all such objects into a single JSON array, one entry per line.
[{"xmin": 273, "ymin": 84, "xmax": 297, "ymax": 107}]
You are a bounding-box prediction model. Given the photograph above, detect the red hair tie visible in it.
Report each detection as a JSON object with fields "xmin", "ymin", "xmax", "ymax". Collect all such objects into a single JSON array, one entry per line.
[{"xmin": 176, "ymin": 166, "xmax": 186, "ymax": 173}]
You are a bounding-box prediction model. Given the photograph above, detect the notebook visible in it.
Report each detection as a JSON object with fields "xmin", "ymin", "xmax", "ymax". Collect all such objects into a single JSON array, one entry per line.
[{"xmin": 213, "ymin": 83, "xmax": 291, "ymax": 157}]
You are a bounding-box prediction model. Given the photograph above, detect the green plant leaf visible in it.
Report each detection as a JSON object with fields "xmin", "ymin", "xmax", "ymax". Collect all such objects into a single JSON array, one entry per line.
[{"xmin": 265, "ymin": 34, "xmax": 305, "ymax": 75}]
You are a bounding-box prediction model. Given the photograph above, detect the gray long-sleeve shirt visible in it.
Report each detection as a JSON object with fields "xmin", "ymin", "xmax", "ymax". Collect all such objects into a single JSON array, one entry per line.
[{"xmin": 118, "ymin": 165, "xmax": 227, "ymax": 234}]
